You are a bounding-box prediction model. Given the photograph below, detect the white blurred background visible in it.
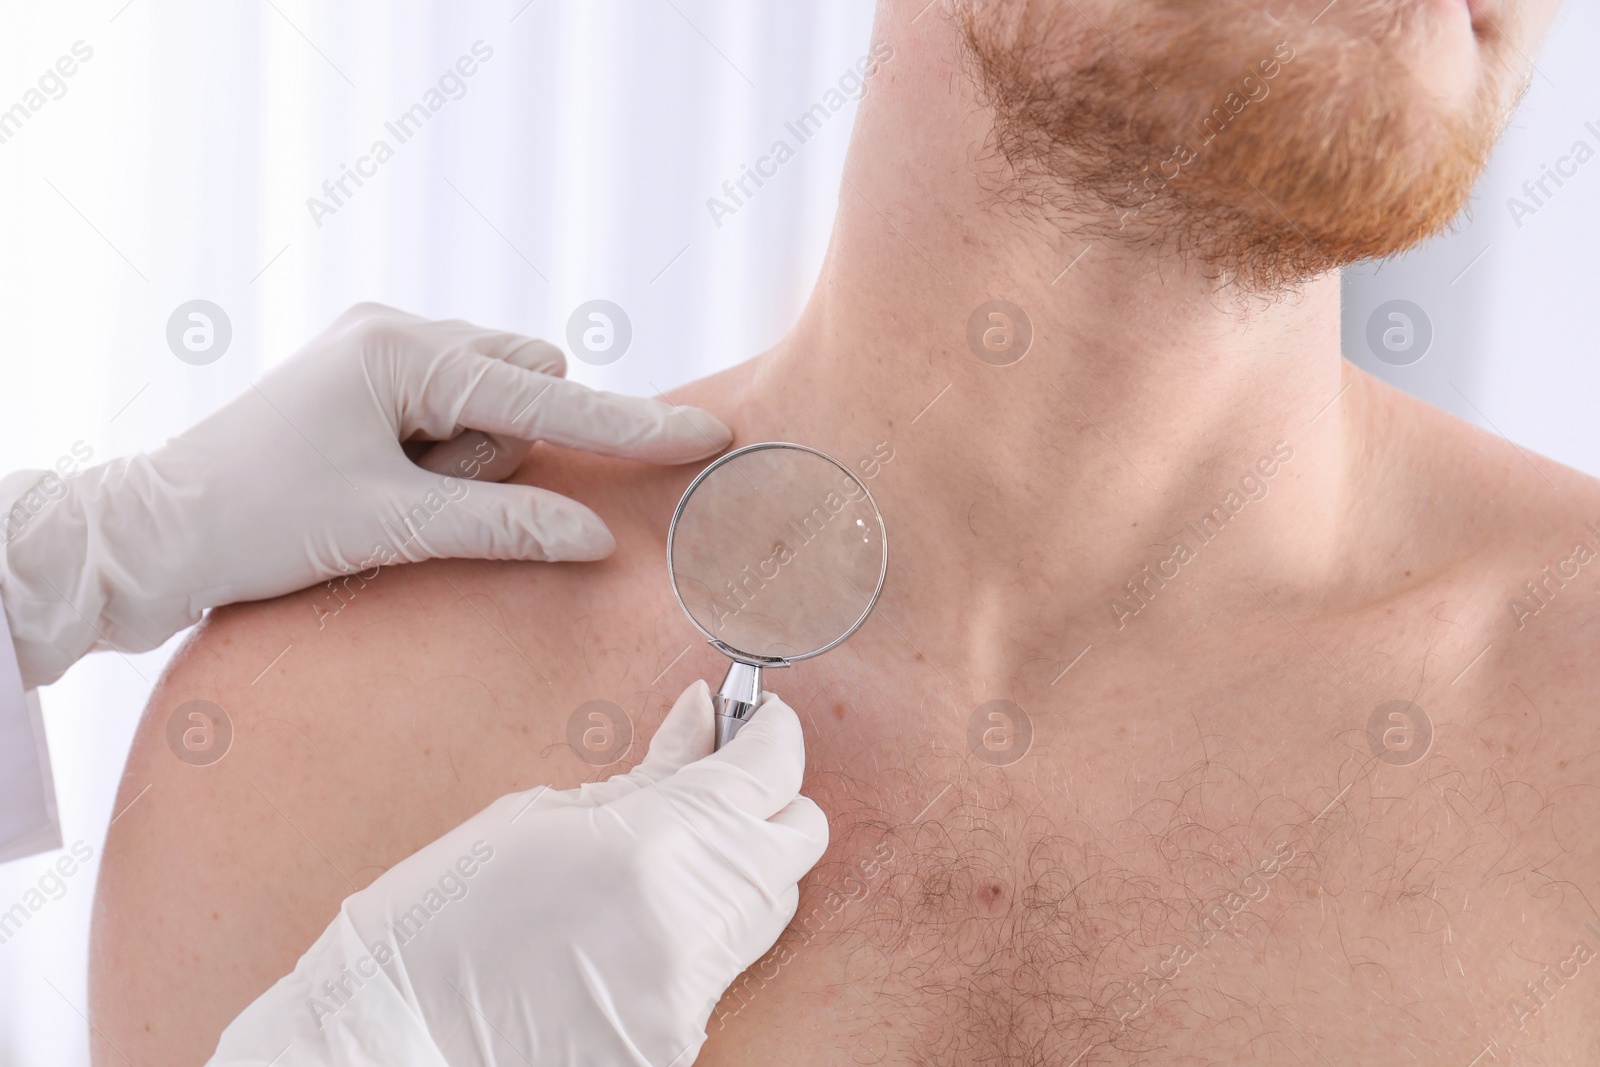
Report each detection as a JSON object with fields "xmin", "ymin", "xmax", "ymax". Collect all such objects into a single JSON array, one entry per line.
[{"xmin": 0, "ymin": 1, "xmax": 1594, "ymax": 1063}]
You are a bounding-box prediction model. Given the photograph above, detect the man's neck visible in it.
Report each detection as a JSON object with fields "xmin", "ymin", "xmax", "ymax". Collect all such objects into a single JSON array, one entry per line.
[{"xmin": 736, "ymin": 4, "xmax": 1358, "ymax": 691}]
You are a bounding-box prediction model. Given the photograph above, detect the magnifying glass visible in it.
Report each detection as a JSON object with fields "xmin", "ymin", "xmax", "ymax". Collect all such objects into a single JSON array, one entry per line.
[{"xmin": 667, "ymin": 442, "xmax": 889, "ymax": 749}]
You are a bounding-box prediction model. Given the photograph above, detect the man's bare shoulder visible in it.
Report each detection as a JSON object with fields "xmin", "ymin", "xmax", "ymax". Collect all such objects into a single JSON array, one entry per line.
[
  {"xmin": 132, "ymin": 441, "xmax": 707, "ymax": 804},
  {"xmin": 1352, "ymin": 369, "xmax": 1600, "ymax": 695},
  {"xmin": 88, "ymin": 445, "xmax": 720, "ymax": 1064}
]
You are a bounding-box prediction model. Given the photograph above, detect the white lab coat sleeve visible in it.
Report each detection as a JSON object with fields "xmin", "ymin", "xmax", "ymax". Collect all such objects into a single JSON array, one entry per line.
[
  {"xmin": 207, "ymin": 906, "xmax": 452, "ymax": 1067},
  {"xmin": 0, "ymin": 607, "xmax": 60, "ymax": 865},
  {"xmin": 0, "ymin": 470, "xmax": 63, "ymax": 864}
]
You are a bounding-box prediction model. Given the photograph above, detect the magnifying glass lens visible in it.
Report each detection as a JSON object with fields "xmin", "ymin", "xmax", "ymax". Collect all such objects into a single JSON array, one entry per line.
[
  {"xmin": 669, "ymin": 445, "xmax": 886, "ymax": 662},
  {"xmin": 668, "ymin": 442, "xmax": 889, "ymax": 747}
]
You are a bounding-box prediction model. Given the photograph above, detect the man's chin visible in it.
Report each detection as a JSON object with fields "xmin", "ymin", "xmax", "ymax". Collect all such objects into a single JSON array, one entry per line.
[
  {"xmin": 1196, "ymin": 63, "xmax": 1508, "ymax": 287},
  {"xmin": 957, "ymin": 0, "xmax": 1521, "ymax": 290}
]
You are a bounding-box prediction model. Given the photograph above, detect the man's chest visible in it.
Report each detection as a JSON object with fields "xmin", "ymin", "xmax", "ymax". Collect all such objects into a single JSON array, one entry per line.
[
  {"xmin": 692, "ymin": 619, "xmax": 1600, "ymax": 1066},
  {"xmin": 488, "ymin": 551, "xmax": 1600, "ymax": 1062}
]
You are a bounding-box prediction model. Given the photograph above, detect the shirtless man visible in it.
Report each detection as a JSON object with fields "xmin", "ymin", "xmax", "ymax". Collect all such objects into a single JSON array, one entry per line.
[{"xmin": 92, "ymin": 0, "xmax": 1597, "ymax": 1062}]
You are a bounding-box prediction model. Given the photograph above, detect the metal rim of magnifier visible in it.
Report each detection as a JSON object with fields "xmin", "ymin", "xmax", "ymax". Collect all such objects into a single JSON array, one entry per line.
[{"xmin": 666, "ymin": 441, "xmax": 889, "ymax": 667}]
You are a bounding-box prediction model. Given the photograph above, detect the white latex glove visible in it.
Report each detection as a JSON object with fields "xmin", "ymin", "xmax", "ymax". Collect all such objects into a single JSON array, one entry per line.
[
  {"xmin": 0, "ymin": 303, "xmax": 730, "ymax": 688},
  {"xmin": 208, "ymin": 680, "xmax": 828, "ymax": 1067}
]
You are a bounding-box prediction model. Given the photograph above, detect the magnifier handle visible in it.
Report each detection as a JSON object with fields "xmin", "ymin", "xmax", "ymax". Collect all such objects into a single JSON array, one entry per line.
[{"xmin": 712, "ymin": 660, "xmax": 764, "ymax": 750}]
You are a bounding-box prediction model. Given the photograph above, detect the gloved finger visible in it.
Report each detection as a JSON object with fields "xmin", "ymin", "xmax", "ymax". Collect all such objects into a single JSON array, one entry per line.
[
  {"xmin": 643, "ymin": 692, "xmax": 808, "ymax": 826},
  {"xmin": 564, "ymin": 680, "xmax": 716, "ymax": 807},
  {"xmin": 496, "ymin": 336, "xmax": 566, "ymax": 377},
  {"xmin": 606, "ymin": 751, "xmax": 816, "ymax": 917},
  {"xmin": 622, "ymin": 678, "xmax": 717, "ymax": 780},
  {"xmin": 667, "ymin": 793, "xmax": 829, "ymax": 902},
  {"xmin": 510, "ymin": 681, "xmax": 711, "ymax": 813},
  {"xmin": 413, "ymin": 430, "xmax": 531, "ymax": 482},
  {"xmin": 405, "ymin": 314, "xmax": 567, "ymax": 377},
  {"xmin": 458, "ymin": 357, "xmax": 732, "ymax": 464},
  {"xmin": 449, "ymin": 329, "xmax": 565, "ymax": 377},
  {"xmin": 393, "ymin": 478, "xmax": 615, "ymax": 563},
  {"xmin": 763, "ymin": 795, "xmax": 830, "ymax": 886},
  {"xmin": 745, "ymin": 880, "xmax": 802, "ymax": 956},
  {"xmin": 407, "ymin": 338, "xmax": 560, "ymax": 479},
  {"xmin": 721, "ymin": 881, "xmax": 803, "ymax": 997},
  {"xmin": 327, "ymin": 300, "xmax": 424, "ymax": 333},
  {"xmin": 400, "ymin": 331, "xmax": 563, "ymax": 441},
  {"xmin": 759, "ymin": 881, "xmax": 803, "ymax": 948}
]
